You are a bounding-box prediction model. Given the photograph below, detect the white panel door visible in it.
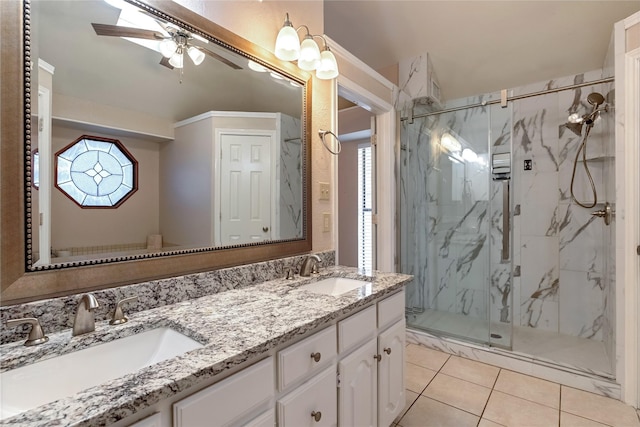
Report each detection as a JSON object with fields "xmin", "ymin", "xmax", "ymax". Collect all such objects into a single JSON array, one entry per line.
[
  {"xmin": 219, "ymin": 133, "xmax": 272, "ymax": 245},
  {"xmin": 377, "ymin": 319, "xmax": 405, "ymax": 427},
  {"xmin": 338, "ymin": 338, "xmax": 377, "ymax": 427}
]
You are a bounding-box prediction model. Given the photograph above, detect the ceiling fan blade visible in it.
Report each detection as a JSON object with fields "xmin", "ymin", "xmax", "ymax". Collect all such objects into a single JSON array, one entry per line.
[
  {"xmin": 196, "ymin": 46, "xmax": 242, "ymax": 70},
  {"xmin": 91, "ymin": 23, "xmax": 165, "ymax": 40},
  {"xmin": 159, "ymin": 57, "xmax": 174, "ymax": 69}
]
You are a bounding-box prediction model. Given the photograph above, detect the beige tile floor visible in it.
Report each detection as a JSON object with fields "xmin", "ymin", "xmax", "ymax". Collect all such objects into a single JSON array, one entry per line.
[{"xmin": 395, "ymin": 344, "xmax": 640, "ymax": 427}]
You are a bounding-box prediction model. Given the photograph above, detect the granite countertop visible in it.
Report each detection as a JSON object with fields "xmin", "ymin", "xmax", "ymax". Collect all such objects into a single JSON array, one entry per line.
[{"xmin": 0, "ymin": 266, "xmax": 411, "ymax": 426}]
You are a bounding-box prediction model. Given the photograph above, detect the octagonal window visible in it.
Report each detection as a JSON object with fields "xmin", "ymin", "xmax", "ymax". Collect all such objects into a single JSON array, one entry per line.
[{"xmin": 55, "ymin": 135, "xmax": 137, "ymax": 208}]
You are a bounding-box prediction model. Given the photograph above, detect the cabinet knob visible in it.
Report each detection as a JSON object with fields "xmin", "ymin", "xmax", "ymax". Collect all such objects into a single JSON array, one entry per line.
[
  {"xmin": 263, "ymin": 226, "xmax": 269, "ymax": 232},
  {"xmin": 374, "ymin": 354, "xmax": 382, "ymax": 362},
  {"xmin": 311, "ymin": 411, "xmax": 322, "ymax": 422},
  {"xmin": 384, "ymin": 347, "xmax": 392, "ymax": 355},
  {"xmin": 310, "ymin": 352, "xmax": 321, "ymax": 363}
]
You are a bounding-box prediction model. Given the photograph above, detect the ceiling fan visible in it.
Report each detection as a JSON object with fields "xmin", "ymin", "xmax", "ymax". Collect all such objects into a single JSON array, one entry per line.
[{"xmin": 91, "ymin": 21, "xmax": 242, "ymax": 70}]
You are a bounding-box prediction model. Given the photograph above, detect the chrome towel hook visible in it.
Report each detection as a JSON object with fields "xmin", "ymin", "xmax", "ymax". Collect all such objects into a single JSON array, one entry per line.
[{"xmin": 318, "ymin": 129, "xmax": 342, "ymax": 155}]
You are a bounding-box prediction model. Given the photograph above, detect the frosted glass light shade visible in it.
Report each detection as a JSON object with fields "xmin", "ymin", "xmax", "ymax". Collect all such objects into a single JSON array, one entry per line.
[
  {"xmin": 298, "ymin": 37, "xmax": 320, "ymax": 71},
  {"xmin": 316, "ymin": 49, "xmax": 339, "ymax": 79},
  {"xmin": 248, "ymin": 60, "xmax": 268, "ymax": 72},
  {"xmin": 159, "ymin": 39, "xmax": 177, "ymax": 58},
  {"xmin": 187, "ymin": 46, "xmax": 205, "ymax": 65},
  {"xmin": 275, "ymin": 25, "xmax": 300, "ymax": 61},
  {"xmin": 169, "ymin": 52, "xmax": 184, "ymax": 68}
]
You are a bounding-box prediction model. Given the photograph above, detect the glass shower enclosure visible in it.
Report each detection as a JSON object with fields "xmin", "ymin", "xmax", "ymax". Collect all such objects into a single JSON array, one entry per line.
[{"xmin": 400, "ymin": 93, "xmax": 514, "ymax": 349}]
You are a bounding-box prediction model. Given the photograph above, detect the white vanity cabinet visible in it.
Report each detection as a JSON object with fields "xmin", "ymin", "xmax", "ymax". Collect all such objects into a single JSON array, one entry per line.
[{"xmin": 337, "ymin": 290, "xmax": 406, "ymax": 427}]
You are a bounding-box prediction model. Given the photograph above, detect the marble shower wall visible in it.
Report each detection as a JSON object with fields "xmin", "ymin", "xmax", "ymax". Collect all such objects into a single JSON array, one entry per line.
[
  {"xmin": 279, "ymin": 114, "xmax": 303, "ymax": 239},
  {"xmin": 399, "ymin": 59, "xmax": 614, "ymax": 347},
  {"xmin": 511, "ymin": 69, "xmax": 613, "ymax": 342}
]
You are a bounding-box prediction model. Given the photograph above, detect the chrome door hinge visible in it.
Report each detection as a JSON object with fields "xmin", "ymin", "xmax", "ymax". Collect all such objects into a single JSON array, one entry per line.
[
  {"xmin": 371, "ymin": 134, "xmax": 377, "ymax": 146},
  {"xmin": 637, "ymin": 245, "xmax": 640, "ymax": 256},
  {"xmin": 38, "ymin": 117, "xmax": 44, "ymax": 132},
  {"xmin": 336, "ymin": 371, "xmax": 341, "ymax": 388},
  {"xmin": 371, "ymin": 214, "xmax": 378, "ymax": 225}
]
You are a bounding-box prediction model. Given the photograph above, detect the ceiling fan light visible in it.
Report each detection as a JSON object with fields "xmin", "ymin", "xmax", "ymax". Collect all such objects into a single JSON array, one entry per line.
[
  {"xmin": 187, "ymin": 46, "xmax": 205, "ymax": 66},
  {"xmin": 159, "ymin": 39, "xmax": 177, "ymax": 58},
  {"xmin": 169, "ymin": 52, "xmax": 184, "ymax": 68},
  {"xmin": 298, "ymin": 36, "xmax": 320, "ymax": 71},
  {"xmin": 274, "ymin": 16, "xmax": 300, "ymax": 61},
  {"xmin": 316, "ymin": 48, "xmax": 339, "ymax": 80}
]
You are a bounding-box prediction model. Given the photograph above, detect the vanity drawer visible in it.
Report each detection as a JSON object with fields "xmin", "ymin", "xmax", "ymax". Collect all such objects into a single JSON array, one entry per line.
[
  {"xmin": 278, "ymin": 326, "xmax": 336, "ymax": 391},
  {"xmin": 277, "ymin": 366, "xmax": 337, "ymax": 427},
  {"xmin": 378, "ymin": 290, "xmax": 405, "ymax": 330},
  {"xmin": 338, "ymin": 305, "xmax": 376, "ymax": 354},
  {"xmin": 173, "ymin": 357, "xmax": 274, "ymax": 427}
]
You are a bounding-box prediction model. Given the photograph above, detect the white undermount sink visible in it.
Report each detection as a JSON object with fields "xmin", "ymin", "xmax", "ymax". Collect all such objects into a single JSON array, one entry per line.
[
  {"xmin": 0, "ymin": 327, "xmax": 203, "ymax": 420},
  {"xmin": 298, "ymin": 277, "xmax": 372, "ymax": 296}
]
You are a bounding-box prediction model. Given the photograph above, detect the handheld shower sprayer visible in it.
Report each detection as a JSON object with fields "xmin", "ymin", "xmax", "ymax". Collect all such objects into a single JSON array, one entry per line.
[{"xmin": 568, "ymin": 92, "xmax": 607, "ymax": 209}]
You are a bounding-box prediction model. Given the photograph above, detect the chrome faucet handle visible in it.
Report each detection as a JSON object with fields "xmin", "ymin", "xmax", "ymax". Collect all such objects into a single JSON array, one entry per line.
[
  {"xmin": 285, "ymin": 267, "xmax": 296, "ymax": 280},
  {"xmin": 110, "ymin": 296, "xmax": 138, "ymax": 325},
  {"xmin": 6, "ymin": 318, "xmax": 49, "ymax": 346}
]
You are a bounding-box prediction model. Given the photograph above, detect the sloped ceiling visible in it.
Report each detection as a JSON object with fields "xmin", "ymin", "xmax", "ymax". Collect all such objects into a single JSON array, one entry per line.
[{"xmin": 324, "ymin": 1, "xmax": 640, "ymax": 100}]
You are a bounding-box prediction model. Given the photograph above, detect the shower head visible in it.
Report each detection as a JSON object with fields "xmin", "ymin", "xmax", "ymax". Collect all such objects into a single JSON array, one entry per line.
[
  {"xmin": 587, "ymin": 92, "xmax": 605, "ymax": 108},
  {"xmin": 566, "ymin": 92, "xmax": 607, "ymax": 134}
]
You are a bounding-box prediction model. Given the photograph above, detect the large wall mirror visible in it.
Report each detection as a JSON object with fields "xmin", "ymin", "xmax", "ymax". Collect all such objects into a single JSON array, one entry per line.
[{"xmin": 0, "ymin": 0, "xmax": 312, "ymax": 304}]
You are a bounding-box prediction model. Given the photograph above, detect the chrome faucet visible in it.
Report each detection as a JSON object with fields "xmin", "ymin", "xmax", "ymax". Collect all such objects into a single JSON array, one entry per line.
[
  {"xmin": 299, "ymin": 254, "xmax": 321, "ymax": 277},
  {"xmin": 73, "ymin": 293, "xmax": 99, "ymax": 336}
]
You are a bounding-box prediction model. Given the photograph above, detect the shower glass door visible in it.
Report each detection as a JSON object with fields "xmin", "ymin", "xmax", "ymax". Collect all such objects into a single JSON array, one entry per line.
[{"xmin": 400, "ymin": 93, "xmax": 513, "ymax": 349}]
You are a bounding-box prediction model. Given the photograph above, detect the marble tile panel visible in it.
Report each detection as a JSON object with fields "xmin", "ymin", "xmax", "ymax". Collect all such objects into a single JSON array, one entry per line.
[
  {"xmin": 520, "ymin": 236, "xmax": 559, "ymax": 304},
  {"xmin": 558, "ymin": 203, "xmax": 604, "ymax": 273},
  {"xmin": 520, "ymin": 298, "xmax": 559, "ymax": 332},
  {"xmin": 558, "ymin": 270, "xmax": 604, "ymax": 340},
  {"xmin": 561, "ymin": 386, "xmax": 640, "ymax": 427},
  {"xmin": 423, "ymin": 373, "xmax": 491, "ymax": 415},
  {"xmin": 478, "ymin": 418, "xmax": 505, "ymax": 427},
  {"xmin": 483, "ymin": 391, "xmax": 560, "ymax": 426},
  {"xmin": 494, "ymin": 369, "xmax": 560, "ymax": 409},
  {"xmin": 397, "ymin": 396, "xmax": 479, "ymax": 427},
  {"xmin": 440, "ymin": 355, "xmax": 499, "ymax": 388},
  {"xmin": 519, "ymin": 172, "xmax": 560, "ymax": 237}
]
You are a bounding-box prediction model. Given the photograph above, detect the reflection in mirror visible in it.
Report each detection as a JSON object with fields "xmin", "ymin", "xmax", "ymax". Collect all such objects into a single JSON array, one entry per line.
[{"xmin": 27, "ymin": 0, "xmax": 306, "ymax": 270}]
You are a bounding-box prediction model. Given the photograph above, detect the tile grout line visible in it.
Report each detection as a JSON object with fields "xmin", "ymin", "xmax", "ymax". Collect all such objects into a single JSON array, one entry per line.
[
  {"xmin": 397, "ymin": 351, "xmax": 452, "ymax": 426},
  {"xmin": 476, "ymin": 367, "xmax": 502, "ymax": 425}
]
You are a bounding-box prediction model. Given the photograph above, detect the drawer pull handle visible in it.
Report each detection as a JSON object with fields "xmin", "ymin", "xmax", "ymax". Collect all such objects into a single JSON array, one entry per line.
[
  {"xmin": 311, "ymin": 411, "xmax": 322, "ymax": 422},
  {"xmin": 310, "ymin": 352, "xmax": 321, "ymax": 363},
  {"xmin": 384, "ymin": 347, "xmax": 392, "ymax": 355},
  {"xmin": 374, "ymin": 354, "xmax": 382, "ymax": 362}
]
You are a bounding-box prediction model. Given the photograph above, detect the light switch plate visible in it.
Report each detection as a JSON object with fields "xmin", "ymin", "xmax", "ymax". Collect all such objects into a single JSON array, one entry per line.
[
  {"xmin": 323, "ymin": 212, "xmax": 331, "ymax": 232},
  {"xmin": 319, "ymin": 182, "xmax": 330, "ymax": 201}
]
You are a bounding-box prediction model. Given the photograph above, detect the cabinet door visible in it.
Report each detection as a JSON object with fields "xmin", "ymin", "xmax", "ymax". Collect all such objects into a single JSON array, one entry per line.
[
  {"xmin": 277, "ymin": 366, "xmax": 337, "ymax": 427},
  {"xmin": 377, "ymin": 319, "xmax": 405, "ymax": 427},
  {"xmin": 338, "ymin": 338, "xmax": 378, "ymax": 427}
]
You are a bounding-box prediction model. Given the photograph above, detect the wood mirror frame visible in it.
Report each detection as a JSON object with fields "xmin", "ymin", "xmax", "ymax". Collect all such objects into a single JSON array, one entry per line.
[{"xmin": 0, "ymin": 0, "xmax": 313, "ymax": 305}]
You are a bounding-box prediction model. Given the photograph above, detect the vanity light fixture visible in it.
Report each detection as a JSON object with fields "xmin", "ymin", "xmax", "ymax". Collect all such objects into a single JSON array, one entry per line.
[{"xmin": 274, "ymin": 13, "xmax": 339, "ymax": 80}]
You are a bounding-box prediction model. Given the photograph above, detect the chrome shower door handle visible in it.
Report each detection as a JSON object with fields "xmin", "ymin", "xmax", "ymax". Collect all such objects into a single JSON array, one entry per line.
[{"xmin": 502, "ymin": 180, "xmax": 510, "ymax": 263}]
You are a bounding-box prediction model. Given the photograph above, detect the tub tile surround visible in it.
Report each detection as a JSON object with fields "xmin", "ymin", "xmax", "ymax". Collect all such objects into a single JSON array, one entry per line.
[
  {"xmin": 0, "ymin": 262, "xmax": 411, "ymax": 426},
  {"xmin": 399, "ymin": 62, "xmax": 616, "ymax": 364},
  {"xmin": 0, "ymin": 251, "xmax": 335, "ymax": 345}
]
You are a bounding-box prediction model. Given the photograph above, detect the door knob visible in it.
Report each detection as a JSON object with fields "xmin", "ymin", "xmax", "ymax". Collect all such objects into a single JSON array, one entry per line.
[
  {"xmin": 311, "ymin": 411, "xmax": 322, "ymax": 422},
  {"xmin": 374, "ymin": 354, "xmax": 382, "ymax": 362},
  {"xmin": 262, "ymin": 227, "xmax": 269, "ymax": 232},
  {"xmin": 310, "ymin": 352, "xmax": 321, "ymax": 362},
  {"xmin": 384, "ymin": 347, "xmax": 392, "ymax": 355}
]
